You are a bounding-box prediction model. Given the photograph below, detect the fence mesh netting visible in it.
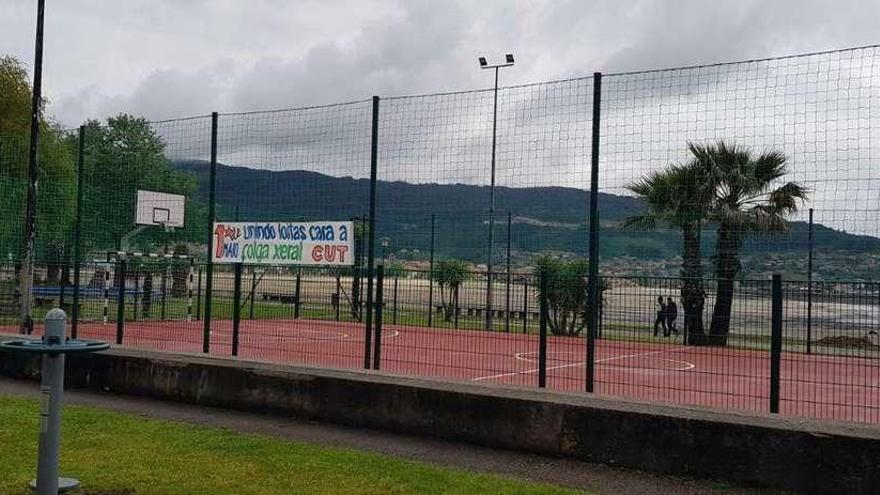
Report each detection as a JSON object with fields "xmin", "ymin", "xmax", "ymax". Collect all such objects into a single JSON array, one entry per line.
[{"xmin": 2, "ymin": 45, "xmax": 879, "ymax": 423}]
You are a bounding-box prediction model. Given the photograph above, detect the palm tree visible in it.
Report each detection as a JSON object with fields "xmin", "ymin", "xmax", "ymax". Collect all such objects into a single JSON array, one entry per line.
[
  {"xmin": 434, "ymin": 260, "xmax": 469, "ymax": 322},
  {"xmin": 533, "ymin": 257, "xmax": 607, "ymax": 337},
  {"xmin": 689, "ymin": 141, "xmax": 808, "ymax": 344},
  {"xmin": 624, "ymin": 164, "xmax": 711, "ymax": 344}
]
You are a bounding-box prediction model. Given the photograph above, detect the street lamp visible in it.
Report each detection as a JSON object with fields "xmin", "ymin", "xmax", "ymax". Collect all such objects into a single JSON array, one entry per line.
[
  {"xmin": 478, "ymin": 53, "xmax": 514, "ymax": 331},
  {"xmin": 380, "ymin": 237, "xmax": 390, "ymax": 265}
]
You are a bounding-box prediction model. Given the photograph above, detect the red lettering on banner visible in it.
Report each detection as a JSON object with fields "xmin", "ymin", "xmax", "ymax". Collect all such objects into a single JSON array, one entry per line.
[
  {"xmin": 311, "ymin": 245, "xmax": 349, "ymax": 264},
  {"xmin": 323, "ymin": 246, "xmax": 336, "ymax": 262},
  {"xmin": 311, "ymin": 245, "xmax": 323, "ymax": 262},
  {"xmin": 214, "ymin": 224, "xmax": 226, "ymax": 258}
]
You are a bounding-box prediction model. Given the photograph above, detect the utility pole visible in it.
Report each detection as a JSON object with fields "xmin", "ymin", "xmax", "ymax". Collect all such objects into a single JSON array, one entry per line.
[
  {"xmin": 19, "ymin": 0, "xmax": 46, "ymax": 335},
  {"xmin": 478, "ymin": 53, "xmax": 514, "ymax": 331}
]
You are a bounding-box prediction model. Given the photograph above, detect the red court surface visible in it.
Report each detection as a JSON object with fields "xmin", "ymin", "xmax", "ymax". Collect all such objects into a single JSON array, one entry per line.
[{"xmin": 6, "ymin": 317, "xmax": 880, "ymax": 424}]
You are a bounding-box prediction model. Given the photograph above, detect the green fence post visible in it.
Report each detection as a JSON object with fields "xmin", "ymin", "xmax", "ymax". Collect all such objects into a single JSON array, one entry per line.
[
  {"xmin": 232, "ymin": 262, "xmax": 243, "ymax": 356},
  {"xmin": 115, "ymin": 260, "xmax": 126, "ymax": 345},
  {"xmin": 538, "ymin": 272, "xmax": 548, "ymax": 388},
  {"xmin": 364, "ymin": 96, "xmax": 380, "ymax": 369},
  {"xmin": 770, "ymin": 274, "xmax": 783, "ymax": 414},
  {"xmin": 203, "ymin": 112, "xmax": 218, "ymax": 353},
  {"xmin": 72, "ymin": 127, "xmax": 84, "ymax": 338},
  {"xmin": 586, "ymin": 71, "xmax": 602, "ymax": 394},
  {"xmin": 372, "ymin": 265, "xmax": 384, "ymax": 370}
]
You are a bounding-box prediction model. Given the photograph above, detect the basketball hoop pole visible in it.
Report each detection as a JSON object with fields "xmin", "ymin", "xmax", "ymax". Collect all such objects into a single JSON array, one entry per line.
[{"xmin": 119, "ymin": 225, "xmax": 148, "ymax": 253}]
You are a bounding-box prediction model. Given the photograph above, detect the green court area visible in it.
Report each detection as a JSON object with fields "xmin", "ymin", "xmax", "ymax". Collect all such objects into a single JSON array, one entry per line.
[{"xmin": 0, "ymin": 395, "xmax": 582, "ymax": 495}]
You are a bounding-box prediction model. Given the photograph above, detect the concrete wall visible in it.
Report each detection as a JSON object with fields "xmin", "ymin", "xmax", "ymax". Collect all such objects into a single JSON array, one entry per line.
[{"xmin": 2, "ymin": 345, "xmax": 879, "ymax": 494}]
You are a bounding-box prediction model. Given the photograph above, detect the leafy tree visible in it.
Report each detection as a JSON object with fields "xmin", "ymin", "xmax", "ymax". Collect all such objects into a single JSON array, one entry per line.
[
  {"xmin": 434, "ymin": 260, "xmax": 469, "ymax": 322},
  {"xmin": 0, "ymin": 56, "xmax": 32, "ymax": 135},
  {"xmin": 625, "ymin": 161, "xmax": 711, "ymax": 344},
  {"xmin": 689, "ymin": 141, "xmax": 807, "ymax": 343},
  {"xmin": 0, "ymin": 55, "xmax": 75, "ymax": 276},
  {"xmin": 80, "ymin": 115, "xmax": 200, "ymax": 256},
  {"xmin": 533, "ymin": 256, "xmax": 606, "ymax": 337}
]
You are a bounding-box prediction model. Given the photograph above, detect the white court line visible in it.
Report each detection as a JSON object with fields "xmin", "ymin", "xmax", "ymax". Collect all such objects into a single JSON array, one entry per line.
[{"xmin": 472, "ymin": 348, "xmax": 694, "ymax": 382}]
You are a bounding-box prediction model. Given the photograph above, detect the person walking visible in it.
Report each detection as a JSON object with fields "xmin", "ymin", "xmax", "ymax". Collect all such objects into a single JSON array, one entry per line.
[
  {"xmin": 653, "ymin": 296, "xmax": 667, "ymax": 337},
  {"xmin": 665, "ymin": 296, "xmax": 679, "ymax": 337}
]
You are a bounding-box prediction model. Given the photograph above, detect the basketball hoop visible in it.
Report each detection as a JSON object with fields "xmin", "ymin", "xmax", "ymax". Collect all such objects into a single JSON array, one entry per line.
[{"xmin": 121, "ymin": 190, "xmax": 185, "ymax": 251}]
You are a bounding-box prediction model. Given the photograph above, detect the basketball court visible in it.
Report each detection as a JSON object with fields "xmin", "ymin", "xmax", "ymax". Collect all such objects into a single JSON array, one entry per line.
[{"xmin": 8, "ymin": 316, "xmax": 878, "ymax": 424}]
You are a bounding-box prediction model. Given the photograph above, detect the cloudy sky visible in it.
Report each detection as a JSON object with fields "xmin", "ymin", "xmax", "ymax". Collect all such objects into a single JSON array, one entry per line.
[
  {"xmin": 2, "ymin": 0, "xmax": 879, "ymax": 238},
  {"xmin": 3, "ymin": 0, "xmax": 880, "ymax": 127}
]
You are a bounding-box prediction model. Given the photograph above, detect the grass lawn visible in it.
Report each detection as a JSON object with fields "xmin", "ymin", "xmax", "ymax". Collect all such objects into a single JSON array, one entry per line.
[{"xmin": 0, "ymin": 395, "xmax": 584, "ymax": 495}]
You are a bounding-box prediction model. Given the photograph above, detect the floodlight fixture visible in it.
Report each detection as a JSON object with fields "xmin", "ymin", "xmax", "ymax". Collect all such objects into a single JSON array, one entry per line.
[{"xmin": 478, "ymin": 53, "xmax": 515, "ymax": 70}]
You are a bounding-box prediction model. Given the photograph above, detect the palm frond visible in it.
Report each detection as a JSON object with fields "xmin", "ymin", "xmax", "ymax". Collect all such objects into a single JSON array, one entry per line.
[
  {"xmin": 752, "ymin": 149, "xmax": 789, "ymax": 185},
  {"xmin": 621, "ymin": 213, "xmax": 659, "ymax": 231},
  {"xmin": 767, "ymin": 182, "xmax": 808, "ymax": 214}
]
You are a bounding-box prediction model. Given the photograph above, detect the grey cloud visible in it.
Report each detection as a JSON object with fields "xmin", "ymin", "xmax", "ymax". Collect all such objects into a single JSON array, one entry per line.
[
  {"xmin": 229, "ymin": 0, "xmax": 473, "ymax": 110},
  {"xmin": 5, "ymin": 0, "xmax": 879, "ymax": 236}
]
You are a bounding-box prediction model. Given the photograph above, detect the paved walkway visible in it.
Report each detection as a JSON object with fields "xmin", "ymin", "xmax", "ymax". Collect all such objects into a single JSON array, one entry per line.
[{"xmin": 0, "ymin": 377, "xmax": 774, "ymax": 495}]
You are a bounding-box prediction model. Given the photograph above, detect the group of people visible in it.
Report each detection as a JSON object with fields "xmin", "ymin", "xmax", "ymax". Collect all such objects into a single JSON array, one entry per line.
[{"xmin": 653, "ymin": 296, "xmax": 679, "ymax": 337}]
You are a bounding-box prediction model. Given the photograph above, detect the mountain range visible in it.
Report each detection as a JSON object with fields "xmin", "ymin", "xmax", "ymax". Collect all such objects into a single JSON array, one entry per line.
[{"xmin": 172, "ymin": 161, "xmax": 880, "ymax": 279}]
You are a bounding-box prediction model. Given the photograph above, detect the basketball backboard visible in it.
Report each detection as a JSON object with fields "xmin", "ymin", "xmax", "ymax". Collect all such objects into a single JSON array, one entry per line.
[{"xmin": 135, "ymin": 190, "xmax": 185, "ymax": 228}]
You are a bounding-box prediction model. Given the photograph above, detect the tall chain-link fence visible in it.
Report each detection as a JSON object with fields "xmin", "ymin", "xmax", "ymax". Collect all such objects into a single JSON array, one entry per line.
[{"xmin": 2, "ymin": 45, "xmax": 879, "ymax": 423}]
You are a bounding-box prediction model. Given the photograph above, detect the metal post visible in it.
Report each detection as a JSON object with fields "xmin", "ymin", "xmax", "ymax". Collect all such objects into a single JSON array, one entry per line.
[
  {"xmin": 335, "ymin": 274, "xmax": 341, "ymax": 321},
  {"xmin": 453, "ymin": 285, "xmax": 459, "ymax": 329},
  {"xmin": 72, "ymin": 127, "xmax": 85, "ymax": 338},
  {"xmin": 203, "ymin": 112, "xmax": 218, "ymax": 353},
  {"xmin": 195, "ymin": 266, "xmax": 203, "ymax": 321},
  {"xmin": 770, "ymin": 273, "xmax": 783, "ymax": 414},
  {"xmin": 538, "ymin": 272, "xmax": 548, "ymax": 388},
  {"xmin": 294, "ymin": 270, "xmax": 302, "ymax": 319},
  {"xmin": 59, "ymin": 260, "xmax": 66, "ymax": 309},
  {"xmin": 427, "ymin": 214, "xmax": 435, "ymax": 327},
  {"xmin": 232, "ymin": 263, "xmax": 242, "ymax": 356},
  {"xmin": 806, "ymin": 208, "xmax": 814, "ymax": 355},
  {"xmin": 160, "ymin": 260, "xmax": 168, "ymax": 320},
  {"xmin": 186, "ymin": 261, "xmax": 194, "ymax": 321},
  {"xmin": 485, "ymin": 66, "xmax": 499, "ymax": 332},
  {"xmin": 595, "ymin": 208, "xmax": 602, "ymax": 339},
  {"xmin": 522, "ymin": 279, "xmax": 528, "ymax": 334},
  {"xmin": 19, "ymin": 0, "xmax": 46, "ymax": 336},
  {"xmin": 35, "ymin": 310, "xmax": 76, "ymax": 495},
  {"xmin": 372, "ymin": 265, "xmax": 384, "ymax": 370},
  {"xmin": 364, "ymin": 96, "xmax": 379, "ymax": 369},
  {"xmin": 351, "ymin": 216, "xmax": 363, "ymax": 320},
  {"xmin": 505, "ymin": 210, "xmax": 512, "ymax": 332},
  {"xmin": 249, "ymin": 268, "xmax": 257, "ymax": 319},
  {"xmin": 586, "ymin": 72, "xmax": 602, "ymax": 393},
  {"xmin": 131, "ymin": 267, "xmax": 139, "ymax": 321},
  {"xmin": 392, "ymin": 277, "xmax": 398, "ymax": 324},
  {"xmin": 115, "ymin": 260, "xmax": 126, "ymax": 345},
  {"xmin": 102, "ymin": 268, "xmax": 109, "ymax": 324}
]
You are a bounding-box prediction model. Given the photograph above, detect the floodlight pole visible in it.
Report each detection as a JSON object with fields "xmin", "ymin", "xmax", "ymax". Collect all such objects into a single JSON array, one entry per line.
[
  {"xmin": 19, "ymin": 0, "xmax": 46, "ymax": 335},
  {"xmin": 480, "ymin": 54, "xmax": 514, "ymax": 331}
]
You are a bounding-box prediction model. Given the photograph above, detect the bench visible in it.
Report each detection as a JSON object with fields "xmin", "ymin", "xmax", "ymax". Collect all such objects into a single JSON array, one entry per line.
[
  {"xmin": 0, "ymin": 291, "xmax": 20, "ymax": 316},
  {"xmin": 262, "ymin": 292, "xmax": 299, "ymax": 305},
  {"xmin": 60, "ymin": 301, "xmax": 83, "ymax": 314},
  {"xmin": 434, "ymin": 305, "xmax": 539, "ymax": 320},
  {"xmin": 34, "ymin": 296, "xmax": 55, "ymax": 307}
]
